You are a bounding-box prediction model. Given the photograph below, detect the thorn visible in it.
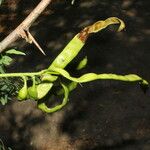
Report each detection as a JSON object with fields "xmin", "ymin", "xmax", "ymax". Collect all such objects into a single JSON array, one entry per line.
[
  {"xmin": 79, "ymin": 83, "xmax": 83, "ymax": 87},
  {"xmin": 23, "ymin": 30, "xmax": 46, "ymax": 55}
]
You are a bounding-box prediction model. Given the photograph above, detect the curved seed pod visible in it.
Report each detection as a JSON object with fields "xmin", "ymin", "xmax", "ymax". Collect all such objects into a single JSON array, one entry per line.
[
  {"xmin": 48, "ymin": 17, "xmax": 125, "ymax": 71},
  {"xmin": 85, "ymin": 17, "xmax": 125, "ymax": 33},
  {"xmin": 57, "ymin": 81, "xmax": 78, "ymax": 95},
  {"xmin": 78, "ymin": 17, "xmax": 125, "ymax": 42},
  {"xmin": 37, "ymin": 83, "xmax": 69, "ymax": 113},
  {"xmin": 51, "ymin": 67, "xmax": 148, "ymax": 86},
  {"xmin": 17, "ymin": 76, "xmax": 28, "ymax": 100},
  {"xmin": 66, "ymin": 82, "xmax": 77, "ymax": 92},
  {"xmin": 76, "ymin": 56, "xmax": 88, "ymax": 70}
]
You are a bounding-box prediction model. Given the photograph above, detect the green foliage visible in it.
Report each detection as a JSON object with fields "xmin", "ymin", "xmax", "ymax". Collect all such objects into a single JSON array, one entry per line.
[
  {"xmin": 6, "ymin": 49, "xmax": 26, "ymax": 56},
  {"xmin": 0, "ymin": 139, "xmax": 12, "ymax": 150},
  {"xmin": 0, "ymin": 56, "xmax": 12, "ymax": 66},
  {"xmin": 0, "ymin": 79, "xmax": 17, "ymax": 105},
  {"xmin": 0, "ymin": 49, "xmax": 26, "ymax": 71},
  {"xmin": 0, "ymin": 49, "xmax": 26, "ymax": 105}
]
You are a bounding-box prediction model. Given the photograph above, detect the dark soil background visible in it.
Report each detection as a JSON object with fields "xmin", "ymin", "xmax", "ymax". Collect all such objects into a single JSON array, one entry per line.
[{"xmin": 0, "ymin": 0, "xmax": 150, "ymax": 150}]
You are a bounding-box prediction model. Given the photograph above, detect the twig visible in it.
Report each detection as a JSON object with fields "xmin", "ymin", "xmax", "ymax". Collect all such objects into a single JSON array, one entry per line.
[{"xmin": 0, "ymin": 0, "xmax": 52, "ymax": 53}]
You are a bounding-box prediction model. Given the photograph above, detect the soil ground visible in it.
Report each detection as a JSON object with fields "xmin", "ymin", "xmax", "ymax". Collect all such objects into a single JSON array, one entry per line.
[{"xmin": 0, "ymin": 0, "xmax": 150, "ymax": 150}]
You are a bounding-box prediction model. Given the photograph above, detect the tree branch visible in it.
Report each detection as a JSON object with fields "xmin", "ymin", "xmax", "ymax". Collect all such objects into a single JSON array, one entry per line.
[{"xmin": 0, "ymin": 0, "xmax": 52, "ymax": 53}]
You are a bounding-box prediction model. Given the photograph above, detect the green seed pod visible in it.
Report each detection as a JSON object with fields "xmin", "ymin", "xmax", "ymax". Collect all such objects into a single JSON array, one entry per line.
[
  {"xmin": 41, "ymin": 74, "xmax": 57, "ymax": 82},
  {"xmin": 76, "ymin": 56, "xmax": 88, "ymax": 70},
  {"xmin": 27, "ymin": 86, "xmax": 38, "ymax": 100},
  {"xmin": 37, "ymin": 83, "xmax": 53, "ymax": 99},
  {"xmin": 17, "ymin": 77, "xmax": 27, "ymax": 100},
  {"xmin": 57, "ymin": 81, "xmax": 77, "ymax": 95},
  {"xmin": 27, "ymin": 76, "xmax": 38, "ymax": 100},
  {"xmin": 48, "ymin": 35, "xmax": 84, "ymax": 70},
  {"xmin": 37, "ymin": 83, "xmax": 69, "ymax": 113}
]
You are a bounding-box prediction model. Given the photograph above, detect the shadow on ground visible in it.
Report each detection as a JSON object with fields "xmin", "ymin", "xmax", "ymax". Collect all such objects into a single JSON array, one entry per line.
[{"xmin": 0, "ymin": 0, "xmax": 150, "ymax": 149}]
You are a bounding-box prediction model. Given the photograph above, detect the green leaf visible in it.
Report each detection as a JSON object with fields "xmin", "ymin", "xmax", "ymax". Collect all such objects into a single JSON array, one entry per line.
[
  {"xmin": 0, "ymin": 55, "xmax": 2, "ymax": 65},
  {"xmin": 1, "ymin": 56, "xmax": 13, "ymax": 66},
  {"xmin": 1, "ymin": 84, "xmax": 8, "ymax": 91},
  {"xmin": 37, "ymin": 83, "xmax": 53, "ymax": 99},
  {"xmin": 6, "ymin": 49, "xmax": 26, "ymax": 56},
  {"xmin": 0, "ymin": 65, "xmax": 5, "ymax": 73},
  {"xmin": 0, "ymin": 97, "xmax": 7, "ymax": 105}
]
